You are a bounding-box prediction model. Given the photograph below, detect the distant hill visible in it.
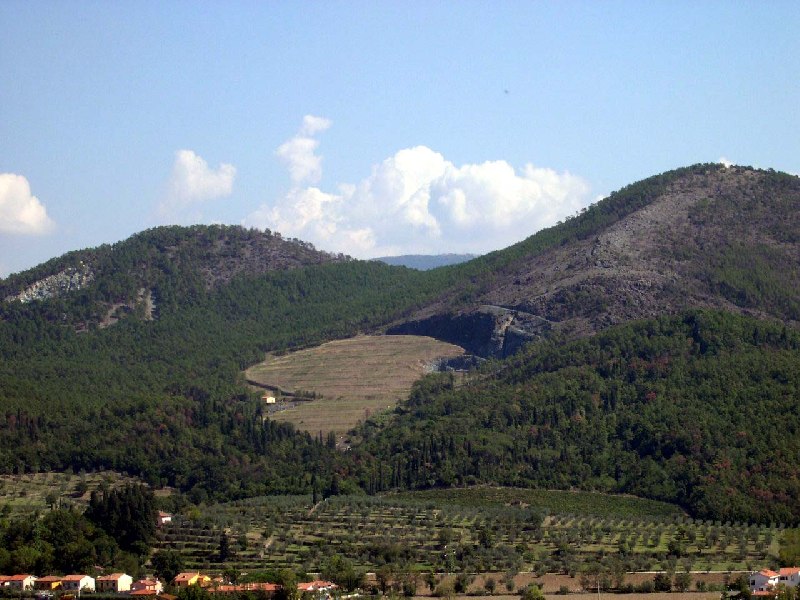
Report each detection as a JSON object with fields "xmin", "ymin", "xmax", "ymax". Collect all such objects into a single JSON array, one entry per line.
[
  {"xmin": 373, "ymin": 253, "xmax": 477, "ymax": 270},
  {"xmin": 1, "ymin": 224, "xmax": 347, "ymax": 329}
]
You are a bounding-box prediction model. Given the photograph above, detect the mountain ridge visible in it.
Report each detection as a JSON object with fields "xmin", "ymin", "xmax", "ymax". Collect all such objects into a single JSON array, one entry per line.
[
  {"xmin": 2, "ymin": 163, "xmax": 800, "ymax": 523},
  {"xmin": 388, "ymin": 164, "xmax": 800, "ymax": 356}
]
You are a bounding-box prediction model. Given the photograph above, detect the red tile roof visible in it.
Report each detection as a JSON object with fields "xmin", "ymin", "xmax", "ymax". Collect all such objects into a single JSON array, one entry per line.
[
  {"xmin": 759, "ymin": 570, "xmax": 780, "ymax": 578},
  {"xmin": 297, "ymin": 580, "xmax": 337, "ymax": 592}
]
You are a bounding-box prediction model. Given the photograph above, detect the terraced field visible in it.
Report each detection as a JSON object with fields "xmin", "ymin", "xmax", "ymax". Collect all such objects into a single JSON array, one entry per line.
[
  {"xmin": 244, "ymin": 335, "xmax": 465, "ymax": 437},
  {"xmin": 0, "ymin": 471, "xmax": 143, "ymax": 516},
  {"xmin": 155, "ymin": 488, "xmax": 785, "ymax": 578}
]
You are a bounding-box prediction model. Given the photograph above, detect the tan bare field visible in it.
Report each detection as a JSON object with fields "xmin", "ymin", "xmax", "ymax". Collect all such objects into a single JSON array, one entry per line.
[
  {"xmin": 410, "ymin": 571, "xmax": 738, "ymax": 597},
  {"xmin": 245, "ymin": 334, "xmax": 464, "ymax": 437}
]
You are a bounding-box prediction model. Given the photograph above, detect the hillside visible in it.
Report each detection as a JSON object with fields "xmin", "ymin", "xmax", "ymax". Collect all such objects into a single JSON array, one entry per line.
[
  {"xmin": 0, "ymin": 227, "xmax": 446, "ymax": 500},
  {"xmin": 1, "ymin": 165, "xmax": 800, "ymax": 524},
  {"xmin": 390, "ymin": 164, "xmax": 800, "ymax": 356},
  {"xmin": 0, "ymin": 224, "xmax": 346, "ymax": 329},
  {"xmin": 361, "ymin": 310, "xmax": 800, "ymax": 524},
  {"xmin": 245, "ymin": 335, "xmax": 464, "ymax": 437}
]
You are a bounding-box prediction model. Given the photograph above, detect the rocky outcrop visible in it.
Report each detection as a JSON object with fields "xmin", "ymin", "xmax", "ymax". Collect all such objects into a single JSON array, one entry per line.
[
  {"xmin": 4, "ymin": 263, "xmax": 94, "ymax": 304},
  {"xmin": 388, "ymin": 304, "xmax": 551, "ymax": 358}
]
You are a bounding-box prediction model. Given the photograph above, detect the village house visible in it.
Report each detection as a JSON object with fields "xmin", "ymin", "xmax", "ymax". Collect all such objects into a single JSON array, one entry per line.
[
  {"xmin": 34, "ymin": 576, "xmax": 63, "ymax": 591},
  {"xmin": 297, "ymin": 580, "xmax": 338, "ymax": 595},
  {"xmin": 210, "ymin": 583, "xmax": 279, "ymax": 595},
  {"xmin": 61, "ymin": 575, "xmax": 96, "ymax": 593},
  {"xmin": 751, "ymin": 568, "xmax": 800, "ymax": 592},
  {"xmin": 157, "ymin": 511, "xmax": 173, "ymax": 526},
  {"xmin": 97, "ymin": 573, "xmax": 133, "ymax": 593},
  {"xmin": 131, "ymin": 579, "xmax": 164, "ymax": 595},
  {"xmin": 173, "ymin": 573, "xmax": 211, "ymax": 588},
  {"xmin": 778, "ymin": 568, "xmax": 800, "ymax": 587},
  {"xmin": 0, "ymin": 575, "xmax": 37, "ymax": 590}
]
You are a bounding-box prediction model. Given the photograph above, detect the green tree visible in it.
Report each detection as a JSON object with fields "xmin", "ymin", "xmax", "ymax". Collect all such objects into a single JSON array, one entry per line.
[
  {"xmin": 674, "ymin": 572, "xmax": 692, "ymax": 592},
  {"xmin": 152, "ymin": 549, "xmax": 184, "ymax": 583},
  {"xmin": 521, "ymin": 584, "xmax": 544, "ymax": 600}
]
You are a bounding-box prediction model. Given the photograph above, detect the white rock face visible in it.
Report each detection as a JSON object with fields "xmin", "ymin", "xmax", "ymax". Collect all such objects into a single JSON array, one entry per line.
[{"xmin": 4, "ymin": 264, "xmax": 95, "ymax": 303}]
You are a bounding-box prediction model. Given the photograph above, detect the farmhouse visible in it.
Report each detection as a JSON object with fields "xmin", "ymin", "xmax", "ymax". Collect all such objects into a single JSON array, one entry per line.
[
  {"xmin": 173, "ymin": 573, "xmax": 211, "ymax": 588},
  {"xmin": 0, "ymin": 575, "xmax": 36, "ymax": 590},
  {"xmin": 778, "ymin": 568, "xmax": 800, "ymax": 587},
  {"xmin": 61, "ymin": 575, "xmax": 95, "ymax": 592},
  {"xmin": 751, "ymin": 568, "xmax": 800, "ymax": 592},
  {"xmin": 34, "ymin": 576, "xmax": 62, "ymax": 590},
  {"xmin": 297, "ymin": 580, "xmax": 338, "ymax": 593},
  {"xmin": 97, "ymin": 573, "xmax": 133, "ymax": 593},
  {"xmin": 131, "ymin": 579, "xmax": 164, "ymax": 595},
  {"xmin": 262, "ymin": 394, "xmax": 276, "ymax": 404},
  {"xmin": 157, "ymin": 511, "xmax": 173, "ymax": 526}
]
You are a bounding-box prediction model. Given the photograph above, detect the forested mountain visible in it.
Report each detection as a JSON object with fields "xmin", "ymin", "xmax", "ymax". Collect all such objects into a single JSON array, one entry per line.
[
  {"xmin": 390, "ymin": 164, "xmax": 800, "ymax": 357},
  {"xmin": 360, "ymin": 310, "xmax": 800, "ymax": 524},
  {"xmin": 1, "ymin": 164, "xmax": 799, "ymax": 524},
  {"xmin": 1, "ymin": 224, "xmax": 346, "ymax": 329}
]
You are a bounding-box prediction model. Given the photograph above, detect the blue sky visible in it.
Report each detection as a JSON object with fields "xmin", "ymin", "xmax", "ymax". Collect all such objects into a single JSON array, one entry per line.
[{"xmin": 1, "ymin": 1, "xmax": 799, "ymax": 277}]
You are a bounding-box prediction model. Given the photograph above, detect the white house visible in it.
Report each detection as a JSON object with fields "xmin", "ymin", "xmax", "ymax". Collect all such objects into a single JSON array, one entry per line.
[
  {"xmin": 750, "ymin": 569, "xmax": 800, "ymax": 592},
  {"xmin": 61, "ymin": 575, "xmax": 96, "ymax": 592},
  {"xmin": 0, "ymin": 575, "xmax": 37, "ymax": 590},
  {"xmin": 97, "ymin": 573, "xmax": 133, "ymax": 593},
  {"xmin": 157, "ymin": 511, "xmax": 173, "ymax": 526},
  {"xmin": 778, "ymin": 568, "xmax": 800, "ymax": 588}
]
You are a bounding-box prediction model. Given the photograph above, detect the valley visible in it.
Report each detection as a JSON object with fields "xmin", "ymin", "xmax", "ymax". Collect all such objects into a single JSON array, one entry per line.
[{"xmin": 1, "ymin": 165, "xmax": 799, "ymax": 592}]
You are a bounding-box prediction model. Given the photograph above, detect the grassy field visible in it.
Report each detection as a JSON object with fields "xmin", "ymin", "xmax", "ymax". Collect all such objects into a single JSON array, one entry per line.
[{"xmin": 244, "ymin": 334, "xmax": 464, "ymax": 436}]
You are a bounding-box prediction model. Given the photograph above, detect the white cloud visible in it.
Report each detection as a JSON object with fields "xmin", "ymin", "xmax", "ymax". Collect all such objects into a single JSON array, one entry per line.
[
  {"xmin": 159, "ymin": 150, "xmax": 236, "ymax": 220},
  {"xmin": 718, "ymin": 156, "xmax": 733, "ymax": 168},
  {"xmin": 245, "ymin": 118, "xmax": 591, "ymax": 258},
  {"xmin": 0, "ymin": 173, "xmax": 56, "ymax": 235},
  {"xmin": 276, "ymin": 115, "xmax": 331, "ymax": 185}
]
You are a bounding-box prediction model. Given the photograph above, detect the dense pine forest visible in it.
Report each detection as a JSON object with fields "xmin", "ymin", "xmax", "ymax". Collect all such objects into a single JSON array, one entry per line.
[
  {"xmin": 1, "ymin": 164, "xmax": 799, "ymax": 526},
  {"xmin": 358, "ymin": 310, "xmax": 800, "ymax": 525}
]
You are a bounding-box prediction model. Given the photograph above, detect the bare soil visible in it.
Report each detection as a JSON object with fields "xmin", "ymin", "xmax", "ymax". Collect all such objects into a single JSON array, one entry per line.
[{"xmin": 244, "ymin": 335, "xmax": 464, "ymax": 436}]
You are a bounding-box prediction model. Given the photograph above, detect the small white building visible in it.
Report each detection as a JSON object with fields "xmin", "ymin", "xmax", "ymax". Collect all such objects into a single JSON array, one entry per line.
[
  {"xmin": 61, "ymin": 575, "xmax": 95, "ymax": 592},
  {"xmin": 0, "ymin": 575, "xmax": 37, "ymax": 590},
  {"xmin": 157, "ymin": 511, "xmax": 173, "ymax": 526},
  {"xmin": 262, "ymin": 394, "xmax": 276, "ymax": 404},
  {"xmin": 97, "ymin": 573, "xmax": 133, "ymax": 593}
]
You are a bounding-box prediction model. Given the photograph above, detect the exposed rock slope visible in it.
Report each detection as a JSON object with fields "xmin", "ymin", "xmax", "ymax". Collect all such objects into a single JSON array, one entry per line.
[{"xmin": 391, "ymin": 165, "xmax": 800, "ymax": 356}]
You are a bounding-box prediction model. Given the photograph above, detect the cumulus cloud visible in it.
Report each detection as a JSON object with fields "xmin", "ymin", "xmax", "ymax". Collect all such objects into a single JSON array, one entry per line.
[
  {"xmin": 159, "ymin": 150, "xmax": 236, "ymax": 220},
  {"xmin": 0, "ymin": 173, "xmax": 56, "ymax": 235},
  {"xmin": 245, "ymin": 118, "xmax": 591, "ymax": 257},
  {"xmin": 276, "ymin": 115, "xmax": 331, "ymax": 184},
  {"xmin": 718, "ymin": 156, "xmax": 733, "ymax": 168}
]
